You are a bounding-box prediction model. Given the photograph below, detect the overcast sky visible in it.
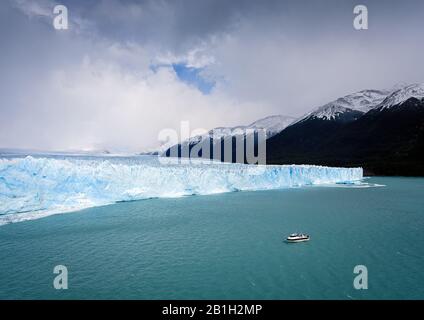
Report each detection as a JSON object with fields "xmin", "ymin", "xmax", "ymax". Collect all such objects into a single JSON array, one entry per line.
[{"xmin": 1, "ymin": 0, "xmax": 424, "ymax": 152}]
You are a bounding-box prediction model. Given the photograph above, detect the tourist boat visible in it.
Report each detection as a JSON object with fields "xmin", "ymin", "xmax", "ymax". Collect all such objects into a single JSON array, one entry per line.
[{"xmin": 286, "ymin": 233, "xmax": 310, "ymax": 243}]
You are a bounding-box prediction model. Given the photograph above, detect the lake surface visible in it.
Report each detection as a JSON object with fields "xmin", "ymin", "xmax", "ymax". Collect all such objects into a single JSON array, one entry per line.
[{"xmin": 0, "ymin": 177, "xmax": 423, "ymax": 299}]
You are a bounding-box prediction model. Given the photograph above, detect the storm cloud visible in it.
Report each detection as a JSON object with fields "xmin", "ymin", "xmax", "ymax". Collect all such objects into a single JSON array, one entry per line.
[{"xmin": 1, "ymin": 0, "xmax": 423, "ymax": 152}]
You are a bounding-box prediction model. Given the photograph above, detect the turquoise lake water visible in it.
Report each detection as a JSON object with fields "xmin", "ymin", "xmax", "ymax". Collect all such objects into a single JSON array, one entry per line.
[{"xmin": 0, "ymin": 177, "xmax": 423, "ymax": 299}]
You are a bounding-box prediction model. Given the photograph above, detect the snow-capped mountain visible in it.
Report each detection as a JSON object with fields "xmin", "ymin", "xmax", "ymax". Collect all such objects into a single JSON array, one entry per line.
[
  {"xmin": 376, "ymin": 83, "xmax": 424, "ymax": 110},
  {"xmin": 157, "ymin": 115, "xmax": 295, "ymax": 157},
  {"xmin": 267, "ymin": 83, "xmax": 424, "ymax": 176},
  {"xmin": 247, "ymin": 115, "xmax": 296, "ymax": 137},
  {"xmin": 162, "ymin": 82, "xmax": 424, "ymax": 175},
  {"xmin": 178, "ymin": 115, "xmax": 295, "ymax": 146},
  {"xmin": 296, "ymin": 89, "xmax": 391, "ymax": 123}
]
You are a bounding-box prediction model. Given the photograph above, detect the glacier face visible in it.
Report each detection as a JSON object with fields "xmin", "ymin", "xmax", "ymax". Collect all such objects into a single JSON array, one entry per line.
[{"xmin": 0, "ymin": 155, "xmax": 363, "ymax": 225}]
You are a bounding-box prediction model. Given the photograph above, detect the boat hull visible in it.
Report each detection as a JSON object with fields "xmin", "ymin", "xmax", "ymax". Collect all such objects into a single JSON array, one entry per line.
[{"xmin": 286, "ymin": 238, "xmax": 310, "ymax": 243}]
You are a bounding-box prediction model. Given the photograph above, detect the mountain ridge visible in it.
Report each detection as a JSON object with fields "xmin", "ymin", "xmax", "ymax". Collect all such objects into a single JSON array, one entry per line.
[
  {"xmin": 267, "ymin": 92, "xmax": 424, "ymax": 176},
  {"xmin": 163, "ymin": 83, "xmax": 424, "ymax": 175}
]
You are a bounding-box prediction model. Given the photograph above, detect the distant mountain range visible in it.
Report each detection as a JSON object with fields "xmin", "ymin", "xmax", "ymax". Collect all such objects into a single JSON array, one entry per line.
[
  {"xmin": 164, "ymin": 83, "xmax": 424, "ymax": 176},
  {"xmin": 163, "ymin": 115, "xmax": 295, "ymax": 161}
]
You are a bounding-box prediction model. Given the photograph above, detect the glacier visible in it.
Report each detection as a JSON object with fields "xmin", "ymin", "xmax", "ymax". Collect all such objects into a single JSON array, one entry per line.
[{"xmin": 0, "ymin": 155, "xmax": 363, "ymax": 225}]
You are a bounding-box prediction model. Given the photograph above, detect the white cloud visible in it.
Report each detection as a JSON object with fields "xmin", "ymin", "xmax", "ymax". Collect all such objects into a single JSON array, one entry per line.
[
  {"xmin": 155, "ymin": 45, "xmax": 216, "ymax": 69},
  {"xmin": 0, "ymin": 29, "xmax": 262, "ymax": 152},
  {"xmin": 12, "ymin": 0, "xmax": 54, "ymax": 18}
]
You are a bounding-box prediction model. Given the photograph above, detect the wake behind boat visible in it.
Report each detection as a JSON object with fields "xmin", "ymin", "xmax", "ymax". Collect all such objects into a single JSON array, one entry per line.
[{"xmin": 286, "ymin": 233, "xmax": 310, "ymax": 243}]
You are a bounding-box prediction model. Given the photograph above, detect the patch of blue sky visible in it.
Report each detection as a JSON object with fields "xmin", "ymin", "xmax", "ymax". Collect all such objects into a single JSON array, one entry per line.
[
  {"xmin": 172, "ymin": 63, "xmax": 215, "ymax": 94},
  {"xmin": 149, "ymin": 63, "xmax": 215, "ymax": 94}
]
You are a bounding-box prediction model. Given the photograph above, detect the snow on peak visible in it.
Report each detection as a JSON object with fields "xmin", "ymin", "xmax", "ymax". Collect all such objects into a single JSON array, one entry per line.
[
  {"xmin": 297, "ymin": 89, "xmax": 390, "ymax": 122},
  {"xmin": 302, "ymin": 104, "xmax": 357, "ymax": 121},
  {"xmin": 247, "ymin": 115, "xmax": 296, "ymax": 136},
  {"xmin": 184, "ymin": 115, "xmax": 295, "ymax": 144},
  {"xmin": 377, "ymin": 83, "xmax": 424, "ymax": 110}
]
